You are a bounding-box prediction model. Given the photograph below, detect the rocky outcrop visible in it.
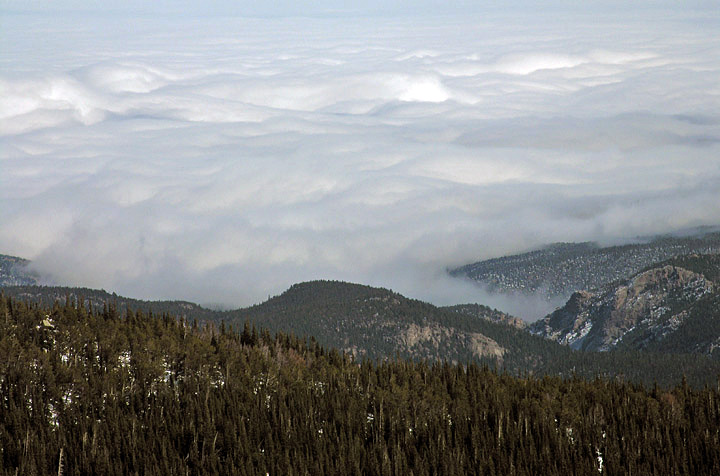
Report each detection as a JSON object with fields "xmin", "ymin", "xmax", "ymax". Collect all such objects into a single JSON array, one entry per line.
[
  {"xmin": 399, "ymin": 323, "xmax": 505, "ymax": 361},
  {"xmin": 531, "ymin": 265, "xmax": 714, "ymax": 351},
  {"xmin": 530, "ymin": 291, "xmax": 595, "ymax": 349}
]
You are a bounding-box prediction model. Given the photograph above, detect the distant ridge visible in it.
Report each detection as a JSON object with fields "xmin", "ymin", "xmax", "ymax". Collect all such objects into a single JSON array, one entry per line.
[
  {"xmin": 441, "ymin": 303, "xmax": 527, "ymax": 329},
  {"xmin": 0, "ymin": 254, "xmax": 38, "ymax": 286},
  {"xmin": 1, "ymin": 285, "xmax": 219, "ymax": 323},
  {"xmin": 450, "ymin": 230, "xmax": 720, "ymax": 301}
]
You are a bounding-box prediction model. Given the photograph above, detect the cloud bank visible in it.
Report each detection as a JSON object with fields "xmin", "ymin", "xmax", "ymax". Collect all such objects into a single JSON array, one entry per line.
[{"xmin": 1, "ymin": 9, "xmax": 719, "ymax": 318}]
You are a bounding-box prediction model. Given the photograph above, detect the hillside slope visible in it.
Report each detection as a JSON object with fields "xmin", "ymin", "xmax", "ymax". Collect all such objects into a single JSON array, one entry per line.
[
  {"xmin": 229, "ymin": 281, "xmax": 511, "ymax": 364},
  {"xmin": 224, "ymin": 280, "xmax": 720, "ymax": 387},
  {"xmin": 451, "ymin": 231, "xmax": 720, "ymax": 301},
  {"xmin": 1, "ymin": 285, "xmax": 219, "ymax": 323},
  {"xmin": 0, "ymin": 254, "xmax": 38, "ymax": 286},
  {"xmin": 530, "ymin": 254, "xmax": 720, "ymax": 356},
  {"xmin": 441, "ymin": 303, "xmax": 527, "ymax": 329},
  {"xmin": 5, "ymin": 279, "xmax": 720, "ymax": 386}
]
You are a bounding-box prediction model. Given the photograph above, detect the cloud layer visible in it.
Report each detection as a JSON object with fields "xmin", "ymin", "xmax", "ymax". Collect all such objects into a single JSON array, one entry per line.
[{"xmin": 2, "ymin": 9, "xmax": 719, "ymax": 317}]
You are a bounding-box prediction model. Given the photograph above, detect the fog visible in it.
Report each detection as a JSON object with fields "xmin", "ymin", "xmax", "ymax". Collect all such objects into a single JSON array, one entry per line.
[{"xmin": 1, "ymin": 4, "xmax": 719, "ymax": 319}]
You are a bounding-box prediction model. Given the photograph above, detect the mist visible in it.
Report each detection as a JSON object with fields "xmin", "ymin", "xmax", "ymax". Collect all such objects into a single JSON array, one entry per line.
[{"xmin": 1, "ymin": 5, "xmax": 719, "ymax": 319}]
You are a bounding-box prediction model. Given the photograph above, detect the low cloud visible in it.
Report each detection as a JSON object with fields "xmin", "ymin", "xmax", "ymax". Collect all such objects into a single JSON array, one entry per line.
[{"xmin": 1, "ymin": 10, "xmax": 719, "ymax": 320}]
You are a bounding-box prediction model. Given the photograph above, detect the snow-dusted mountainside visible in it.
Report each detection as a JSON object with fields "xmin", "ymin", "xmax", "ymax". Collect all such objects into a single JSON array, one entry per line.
[
  {"xmin": 530, "ymin": 254, "xmax": 720, "ymax": 356},
  {"xmin": 0, "ymin": 254, "xmax": 38, "ymax": 286},
  {"xmin": 451, "ymin": 231, "xmax": 720, "ymax": 302}
]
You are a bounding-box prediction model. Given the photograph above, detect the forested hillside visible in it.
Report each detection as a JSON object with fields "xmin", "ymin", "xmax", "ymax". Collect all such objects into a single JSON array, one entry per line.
[
  {"xmin": 451, "ymin": 231, "xmax": 720, "ymax": 301},
  {"xmin": 2, "ymin": 295, "xmax": 720, "ymax": 475},
  {"xmin": 2, "ymin": 285, "xmax": 218, "ymax": 323},
  {"xmin": 5, "ymin": 281, "xmax": 720, "ymax": 387},
  {"xmin": 441, "ymin": 303, "xmax": 527, "ymax": 329}
]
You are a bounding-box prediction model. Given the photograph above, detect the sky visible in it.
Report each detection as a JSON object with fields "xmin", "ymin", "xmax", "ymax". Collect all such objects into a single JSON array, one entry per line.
[{"xmin": 1, "ymin": 1, "xmax": 719, "ymax": 318}]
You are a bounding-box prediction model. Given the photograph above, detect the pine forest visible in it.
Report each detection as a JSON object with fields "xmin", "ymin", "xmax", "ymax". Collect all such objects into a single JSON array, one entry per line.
[{"xmin": 2, "ymin": 294, "xmax": 720, "ymax": 475}]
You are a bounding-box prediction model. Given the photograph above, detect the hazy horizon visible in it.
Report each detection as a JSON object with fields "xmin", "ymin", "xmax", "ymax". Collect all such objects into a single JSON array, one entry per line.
[{"xmin": 2, "ymin": 2, "xmax": 719, "ymax": 318}]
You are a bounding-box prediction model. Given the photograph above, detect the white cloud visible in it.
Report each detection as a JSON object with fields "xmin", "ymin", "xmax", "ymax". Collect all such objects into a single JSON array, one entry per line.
[{"xmin": 1, "ymin": 9, "xmax": 719, "ymax": 319}]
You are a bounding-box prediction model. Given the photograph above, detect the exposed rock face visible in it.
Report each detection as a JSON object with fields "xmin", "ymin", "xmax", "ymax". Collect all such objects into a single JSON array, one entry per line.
[
  {"xmin": 399, "ymin": 323, "xmax": 505, "ymax": 361},
  {"xmin": 468, "ymin": 332, "xmax": 506, "ymax": 360},
  {"xmin": 531, "ymin": 265, "xmax": 714, "ymax": 351},
  {"xmin": 530, "ymin": 291, "xmax": 595, "ymax": 349}
]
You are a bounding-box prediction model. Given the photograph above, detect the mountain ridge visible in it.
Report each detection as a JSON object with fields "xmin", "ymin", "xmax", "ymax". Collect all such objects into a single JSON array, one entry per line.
[
  {"xmin": 4, "ymin": 255, "xmax": 720, "ymax": 386},
  {"xmin": 450, "ymin": 231, "xmax": 720, "ymax": 302},
  {"xmin": 530, "ymin": 254, "xmax": 720, "ymax": 356}
]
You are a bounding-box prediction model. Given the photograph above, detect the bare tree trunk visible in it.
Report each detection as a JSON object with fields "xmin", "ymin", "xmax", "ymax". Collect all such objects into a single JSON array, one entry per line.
[{"xmin": 57, "ymin": 447, "xmax": 64, "ymax": 476}]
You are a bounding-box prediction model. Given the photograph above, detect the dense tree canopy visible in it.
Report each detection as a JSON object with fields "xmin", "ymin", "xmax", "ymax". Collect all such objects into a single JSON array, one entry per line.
[{"xmin": 2, "ymin": 294, "xmax": 719, "ymax": 475}]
